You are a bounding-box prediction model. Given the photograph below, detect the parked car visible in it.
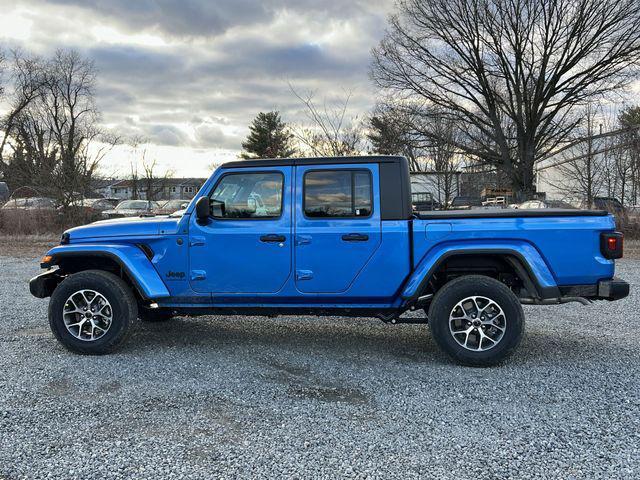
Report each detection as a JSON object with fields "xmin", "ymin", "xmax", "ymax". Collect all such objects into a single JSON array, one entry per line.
[
  {"xmin": 154, "ymin": 199, "xmax": 190, "ymax": 215},
  {"xmin": 449, "ymin": 195, "xmax": 483, "ymax": 210},
  {"xmin": 584, "ymin": 197, "xmax": 626, "ymax": 216},
  {"xmin": 101, "ymin": 200, "xmax": 159, "ymax": 219},
  {"xmin": 60, "ymin": 198, "xmax": 116, "ymax": 223},
  {"xmin": 516, "ymin": 199, "xmax": 576, "ymax": 209},
  {"xmin": 30, "ymin": 156, "xmax": 629, "ymax": 367},
  {"xmin": 103, "ymin": 198, "xmax": 121, "ymax": 208},
  {"xmin": 411, "ymin": 192, "xmax": 441, "ymax": 212},
  {"xmin": 2, "ymin": 197, "xmax": 57, "ymax": 211}
]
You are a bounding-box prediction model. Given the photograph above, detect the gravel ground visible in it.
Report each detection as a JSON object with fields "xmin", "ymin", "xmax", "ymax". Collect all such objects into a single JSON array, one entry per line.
[{"xmin": 0, "ymin": 256, "xmax": 638, "ymax": 479}]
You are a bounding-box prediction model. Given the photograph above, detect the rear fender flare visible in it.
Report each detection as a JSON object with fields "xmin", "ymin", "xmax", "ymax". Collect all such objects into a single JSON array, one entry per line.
[
  {"xmin": 402, "ymin": 241, "xmax": 559, "ymax": 303},
  {"xmin": 44, "ymin": 244, "xmax": 171, "ymax": 300}
]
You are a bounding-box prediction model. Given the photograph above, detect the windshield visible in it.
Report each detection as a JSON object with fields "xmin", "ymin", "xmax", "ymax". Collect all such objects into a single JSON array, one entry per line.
[
  {"xmin": 116, "ymin": 200, "xmax": 149, "ymax": 210},
  {"xmin": 162, "ymin": 200, "xmax": 189, "ymax": 209},
  {"xmin": 6, "ymin": 198, "xmax": 29, "ymax": 207}
]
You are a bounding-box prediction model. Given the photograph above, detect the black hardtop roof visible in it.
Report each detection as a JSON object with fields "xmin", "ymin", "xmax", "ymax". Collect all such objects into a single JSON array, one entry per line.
[{"xmin": 220, "ymin": 155, "xmax": 407, "ymax": 169}]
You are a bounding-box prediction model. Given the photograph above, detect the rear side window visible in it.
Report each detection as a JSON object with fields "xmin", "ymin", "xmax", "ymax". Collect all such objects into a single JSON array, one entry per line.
[
  {"xmin": 304, "ymin": 170, "xmax": 372, "ymax": 218},
  {"xmin": 210, "ymin": 172, "xmax": 283, "ymax": 219}
]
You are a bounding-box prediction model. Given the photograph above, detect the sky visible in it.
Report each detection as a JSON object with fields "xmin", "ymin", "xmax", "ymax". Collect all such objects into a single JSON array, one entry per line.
[{"xmin": 0, "ymin": 0, "xmax": 395, "ymax": 177}]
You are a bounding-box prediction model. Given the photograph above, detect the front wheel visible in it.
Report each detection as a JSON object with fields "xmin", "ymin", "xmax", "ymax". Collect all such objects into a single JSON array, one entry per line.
[
  {"xmin": 428, "ymin": 275, "xmax": 524, "ymax": 367},
  {"xmin": 48, "ymin": 270, "xmax": 138, "ymax": 354}
]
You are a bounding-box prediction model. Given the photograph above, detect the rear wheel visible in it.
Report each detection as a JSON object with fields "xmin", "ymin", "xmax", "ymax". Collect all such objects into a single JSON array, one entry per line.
[
  {"xmin": 48, "ymin": 270, "xmax": 137, "ymax": 354},
  {"xmin": 428, "ymin": 275, "xmax": 524, "ymax": 367}
]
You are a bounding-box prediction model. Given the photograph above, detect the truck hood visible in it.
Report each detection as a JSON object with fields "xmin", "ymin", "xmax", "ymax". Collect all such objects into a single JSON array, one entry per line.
[{"xmin": 65, "ymin": 215, "xmax": 182, "ymax": 241}]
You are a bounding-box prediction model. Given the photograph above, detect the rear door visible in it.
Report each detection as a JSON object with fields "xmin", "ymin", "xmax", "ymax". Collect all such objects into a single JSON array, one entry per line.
[
  {"xmin": 294, "ymin": 164, "xmax": 381, "ymax": 293},
  {"xmin": 189, "ymin": 167, "xmax": 292, "ymax": 294}
]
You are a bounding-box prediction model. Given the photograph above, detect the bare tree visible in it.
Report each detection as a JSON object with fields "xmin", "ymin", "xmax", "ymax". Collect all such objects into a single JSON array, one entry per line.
[
  {"xmin": 372, "ymin": 0, "xmax": 640, "ymax": 199},
  {"xmin": 128, "ymin": 146, "xmax": 173, "ymax": 202},
  {"xmin": 42, "ymin": 50, "xmax": 100, "ymax": 206},
  {"xmin": 290, "ymin": 86, "xmax": 365, "ymax": 157},
  {"xmin": 544, "ymin": 104, "xmax": 608, "ymax": 206},
  {"xmin": 368, "ymin": 102, "xmax": 424, "ymax": 170},
  {"xmin": 128, "ymin": 162, "xmax": 140, "ymax": 200},
  {"xmin": 140, "ymin": 158, "xmax": 173, "ymax": 201},
  {"xmin": 0, "ymin": 50, "xmax": 44, "ymax": 174},
  {"xmin": 369, "ymin": 102, "xmax": 465, "ymax": 205},
  {"xmin": 423, "ymin": 110, "xmax": 465, "ymax": 207},
  {"xmin": 0, "ymin": 49, "xmax": 5, "ymax": 97},
  {"xmin": 618, "ymin": 106, "xmax": 640, "ymax": 205},
  {"xmin": 1, "ymin": 49, "xmax": 117, "ymax": 208}
]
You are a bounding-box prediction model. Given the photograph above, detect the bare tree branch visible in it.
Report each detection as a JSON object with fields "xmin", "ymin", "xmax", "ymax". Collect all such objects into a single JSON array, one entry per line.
[
  {"xmin": 289, "ymin": 85, "xmax": 365, "ymax": 157},
  {"xmin": 371, "ymin": 0, "xmax": 640, "ymax": 199}
]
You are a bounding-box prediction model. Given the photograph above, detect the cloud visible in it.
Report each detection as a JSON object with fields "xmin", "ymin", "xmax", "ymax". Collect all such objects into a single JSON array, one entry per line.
[
  {"xmin": 42, "ymin": 0, "xmax": 391, "ymax": 39},
  {"xmin": 147, "ymin": 125, "xmax": 190, "ymax": 146},
  {"xmin": 0, "ymin": 0, "xmax": 395, "ymax": 175},
  {"xmin": 194, "ymin": 123, "xmax": 241, "ymax": 150},
  {"xmin": 44, "ymin": 0, "xmax": 273, "ymax": 38}
]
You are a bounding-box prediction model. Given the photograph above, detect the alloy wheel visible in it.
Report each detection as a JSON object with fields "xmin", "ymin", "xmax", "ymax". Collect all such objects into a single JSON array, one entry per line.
[
  {"xmin": 448, "ymin": 295, "xmax": 506, "ymax": 351},
  {"xmin": 62, "ymin": 290, "xmax": 113, "ymax": 342}
]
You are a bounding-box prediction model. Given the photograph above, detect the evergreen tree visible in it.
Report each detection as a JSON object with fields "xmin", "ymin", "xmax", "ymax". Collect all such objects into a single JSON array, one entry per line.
[{"xmin": 241, "ymin": 111, "xmax": 296, "ymax": 159}]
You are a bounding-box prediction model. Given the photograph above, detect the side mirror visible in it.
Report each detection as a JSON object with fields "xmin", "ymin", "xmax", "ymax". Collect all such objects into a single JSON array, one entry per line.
[{"xmin": 195, "ymin": 196, "xmax": 210, "ymax": 223}]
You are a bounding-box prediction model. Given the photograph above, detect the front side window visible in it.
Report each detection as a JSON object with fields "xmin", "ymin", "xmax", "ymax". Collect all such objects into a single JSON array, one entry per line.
[
  {"xmin": 210, "ymin": 172, "xmax": 283, "ymax": 219},
  {"xmin": 304, "ymin": 170, "xmax": 372, "ymax": 218}
]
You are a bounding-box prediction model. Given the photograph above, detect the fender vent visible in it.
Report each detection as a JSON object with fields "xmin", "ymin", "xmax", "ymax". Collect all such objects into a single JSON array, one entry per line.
[{"xmin": 137, "ymin": 244, "xmax": 154, "ymax": 260}]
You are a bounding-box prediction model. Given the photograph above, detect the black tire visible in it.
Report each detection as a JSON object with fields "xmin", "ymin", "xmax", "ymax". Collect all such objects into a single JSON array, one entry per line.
[
  {"xmin": 48, "ymin": 270, "xmax": 137, "ymax": 355},
  {"xmin": 428, "ymin": 275, "xmax": 524, "ymax": 367},
  {"xmin": 138, "ymin": 307, "xmax": 173, "ymax": 322}
]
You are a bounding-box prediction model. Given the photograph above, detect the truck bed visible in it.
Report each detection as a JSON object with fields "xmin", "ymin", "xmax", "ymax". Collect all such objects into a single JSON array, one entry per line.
[{"xmin": 411, "ymin": 209, "xmax": 616, "ymax": 287}]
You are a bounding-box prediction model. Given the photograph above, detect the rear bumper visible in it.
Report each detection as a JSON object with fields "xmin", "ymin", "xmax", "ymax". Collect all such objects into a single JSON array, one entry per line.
[
  {"xmin": 559, "ymin": 277, "xmax": 630, "ymax": 301},
  {"xmin": 596, "ymin": 277, "xmax": 630, "ymax": 301}
]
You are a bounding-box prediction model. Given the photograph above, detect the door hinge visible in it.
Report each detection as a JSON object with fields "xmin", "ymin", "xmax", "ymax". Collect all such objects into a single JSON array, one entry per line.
[
  {"xmin": 296, "ymin": 270, "xmax": 314, "ymax": 281},
  {"xmin": 190, "ymin": 270, "xmax": 207, "ymax": 281}
]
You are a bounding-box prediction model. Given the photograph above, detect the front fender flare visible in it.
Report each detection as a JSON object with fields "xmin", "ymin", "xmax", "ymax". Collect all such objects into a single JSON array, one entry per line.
[
  {"xmin": 401, "ymin": 240, "xmax": 559, "ymax": 303},
  {"xmin": 44, "ymin": 244, "xmax": 171, "ymax": 300}
]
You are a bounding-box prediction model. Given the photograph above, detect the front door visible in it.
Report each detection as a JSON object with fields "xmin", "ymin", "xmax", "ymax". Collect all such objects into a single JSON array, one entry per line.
[
  {"xmin": 294, "ymin": 164, "xmax": 381, "ymax": 293},
  {"xmin": 189, "ymin": 167, "xmax": 292, "ymax": 294}
]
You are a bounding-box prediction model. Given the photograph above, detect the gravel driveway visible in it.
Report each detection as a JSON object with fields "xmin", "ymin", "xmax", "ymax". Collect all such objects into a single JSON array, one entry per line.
[{"xmin": 0, "ymin": 255, "xmax": 638, "ymax": 479}]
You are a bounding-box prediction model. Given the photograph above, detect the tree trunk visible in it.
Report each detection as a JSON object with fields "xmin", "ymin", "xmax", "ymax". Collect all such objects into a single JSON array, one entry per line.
[{"xmin": 510, "ymin": 155, "xmax": 537, "ymax": 202}]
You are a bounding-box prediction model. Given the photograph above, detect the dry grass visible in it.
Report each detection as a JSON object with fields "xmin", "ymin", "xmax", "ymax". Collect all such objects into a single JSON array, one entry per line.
[
  {"xmin": 0, "ymin": 234, "xmax": 59, "ymax": 258},
  {"xmin": 0, "ymin": 210, "xmax": 62, "ymax": 236}
]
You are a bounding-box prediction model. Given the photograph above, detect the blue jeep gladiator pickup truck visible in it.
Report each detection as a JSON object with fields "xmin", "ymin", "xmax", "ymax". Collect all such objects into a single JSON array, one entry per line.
[{"xmin": 30, "ymin": 156, "xmax": 629, "ymax": 366}]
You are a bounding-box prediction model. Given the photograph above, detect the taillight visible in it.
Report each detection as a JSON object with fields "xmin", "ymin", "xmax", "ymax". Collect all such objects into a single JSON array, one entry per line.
[{"xmin": 600, "ymin": 232, "xmax": 623, "ymax": 259}]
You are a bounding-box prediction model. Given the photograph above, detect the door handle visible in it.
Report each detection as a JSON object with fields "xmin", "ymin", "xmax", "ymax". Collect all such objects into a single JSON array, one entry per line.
[
  {"xmin": 341, "ymin": 233, "xmax": 369, "ymax": 242},
  {"xmin": 260, "ymin": 234, "xmax": 286, "ymax": 243}
]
